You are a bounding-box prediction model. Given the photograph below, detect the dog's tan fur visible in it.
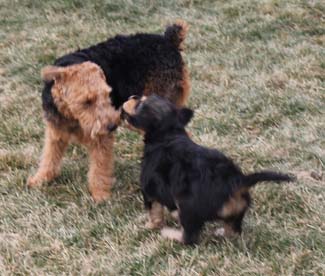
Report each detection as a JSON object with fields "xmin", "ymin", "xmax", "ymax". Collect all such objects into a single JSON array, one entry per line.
[
  {"xmin": 218, "ymin": 189, "xmax": 248, "ymax": 218},
  {"xmin": 27, "ymin": 62, "xmax": 120, "ymax": 202},
  {"xmin": 144, "ymin": 202, "xmax": 165, "ymax": 229},
  {"xmin": 122, "ymin": 97, "xmax": 144, "ymax": 115},
  {"xmin": 143, "ymin": 65, "xmax": 190, "ymax": 108}
]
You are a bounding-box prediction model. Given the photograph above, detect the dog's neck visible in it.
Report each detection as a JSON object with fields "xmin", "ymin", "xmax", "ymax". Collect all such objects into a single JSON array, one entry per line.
[{"xmin": 144, "ymin": 125, "xmax": 187, "ymax": 145}]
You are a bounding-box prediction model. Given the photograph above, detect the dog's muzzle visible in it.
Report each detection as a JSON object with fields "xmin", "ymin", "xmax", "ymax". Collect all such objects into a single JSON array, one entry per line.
[{"xmin": 107, "ymin": 123, "xmax": 118, "ymax": 132}]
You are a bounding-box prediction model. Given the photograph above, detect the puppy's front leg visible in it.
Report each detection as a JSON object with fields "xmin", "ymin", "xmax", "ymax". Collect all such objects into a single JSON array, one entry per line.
[
  {"xmin": 144, "ymin": 201, "xmax": 165, "ymax": 229},
  {"xmin": 164, "ymin": 211, "xmax": 204, "ymax": 245},
  {"xmin": 28, "ymin": 124, "xmax": 69, "ymax": 187},
  {"xmin": 88, "ymin": 136, "xmax": 115, "ymax": 203}
]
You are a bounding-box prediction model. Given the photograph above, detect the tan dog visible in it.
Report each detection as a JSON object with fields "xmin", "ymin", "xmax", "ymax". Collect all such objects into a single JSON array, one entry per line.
[
  {"xmin": 28, "ymin": 21, "xmax": 190, "ymax": 202},
  {"xmin": 28, "ymin": 62, "xmax": 120, "ymax": 202}
]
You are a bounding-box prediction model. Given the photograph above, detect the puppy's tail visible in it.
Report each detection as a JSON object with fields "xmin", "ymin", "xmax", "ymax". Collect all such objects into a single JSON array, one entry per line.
[
  {"xmin": 164, "ymin": 20, "xmax": 189, "ymax": 50},
  {"xmin": 242, "ymin": 171, "xmax": 295, "ymax": 188}
]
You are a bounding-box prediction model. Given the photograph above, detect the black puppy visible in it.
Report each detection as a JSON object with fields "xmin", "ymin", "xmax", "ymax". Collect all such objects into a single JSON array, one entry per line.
[{"xmin": 122, "ymin": 95, "xmax": 294, "ymax": 245}]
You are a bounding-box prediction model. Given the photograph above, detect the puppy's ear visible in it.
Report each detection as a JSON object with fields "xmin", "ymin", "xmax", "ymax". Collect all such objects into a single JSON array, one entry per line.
[
  {"xmin": 178, "ymin": 107, "xmax": 194, "ymax": 126},
  {"xmin": 41, "ymin": 66, "xmax": 66, "ymax": 82}
]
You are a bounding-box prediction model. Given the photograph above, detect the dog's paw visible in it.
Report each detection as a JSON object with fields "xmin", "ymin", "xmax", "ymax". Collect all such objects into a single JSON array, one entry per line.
[
  {"xmin": 145, "ymin": 219, "xmax": 164, "ymax": 229},
  {"xmin": 145, "ymin": 220, "xmax": 159, "ymax": 229},
  {"xmin": 214, "ymin": 227, "xmax": 225, "ymax": 237},
  {"xmin": 91, "ymin": 190, "xmax": 111, "ymax": 203},
  {"xmin": 161, "ymin": 227, "xmax": 183, "ymax": 242},
  {"xmin": 27, "ymin": 175, "xmax": 43, "ymax": 188}
]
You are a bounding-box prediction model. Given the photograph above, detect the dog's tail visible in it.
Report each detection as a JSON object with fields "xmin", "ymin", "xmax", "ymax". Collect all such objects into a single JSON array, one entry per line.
[
  {"xmin": 164, "ymin": 20, "xmax": 189, "ymax": 50},
  {"xmin": 242, "ymin": 171, "xmax": 295, "ymax": 188}
]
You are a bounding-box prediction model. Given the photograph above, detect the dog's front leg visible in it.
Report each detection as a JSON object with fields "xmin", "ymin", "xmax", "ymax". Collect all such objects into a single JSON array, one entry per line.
[
  {"xmin": 87, "ymin": 136, "xmax": 114, "ymax": 203},
  {"xmin": 161, "ymin": 211, "xmax": 204, "ymax": 245},
  {"xmin": 28, "ymin": 124, "xmax": 69, "ymax": 187},
  {"xmin": 144, "ymin": 201, "xmax": 165, "ymax": 229}
]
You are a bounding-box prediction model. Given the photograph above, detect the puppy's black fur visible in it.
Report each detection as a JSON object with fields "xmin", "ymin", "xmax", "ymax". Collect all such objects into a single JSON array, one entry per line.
[
  {"xmin": 42, "ymin": 22, "xmax": 189, "ymax": 128},
  {"xmin": 122, "ymin": 95, "xmax": 294, "ymax": 245}
]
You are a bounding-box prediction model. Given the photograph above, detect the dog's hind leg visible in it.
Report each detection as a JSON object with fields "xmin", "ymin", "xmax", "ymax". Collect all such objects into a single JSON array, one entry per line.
[
  {"xmin": 215, "ymin": 212, "xmax": 245, "ymax": 238},
  {"xmin": 28, "ymin": 124, "xmax": 69, "ymax": 187},
  {"xmin": 181, "ymin": 218, "xmax": 204, "ymax": 245}
]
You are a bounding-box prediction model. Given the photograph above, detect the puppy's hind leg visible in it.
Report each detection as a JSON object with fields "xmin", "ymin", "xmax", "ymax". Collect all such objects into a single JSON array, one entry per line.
[
  {"xmin": 28, "ymin": 124, "xmax": 69, "ymax": 187},
  {"xmin": 215, "ymin": 212, "xmax": 245, "ymax": 238}
]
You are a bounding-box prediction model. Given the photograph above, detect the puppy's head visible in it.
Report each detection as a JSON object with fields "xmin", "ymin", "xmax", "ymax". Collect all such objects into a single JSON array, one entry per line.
[
  {"xmin": 122, "ymin": 94, "xmax": 193, "ymax": 132},
  {"xmin": 42, "ymin": 61, "xmax": 120, "ymax": 138}
]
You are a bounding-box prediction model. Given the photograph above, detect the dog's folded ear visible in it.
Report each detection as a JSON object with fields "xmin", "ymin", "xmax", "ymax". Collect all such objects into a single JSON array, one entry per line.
[
  {"xmin": 41, "ymin": 66, "xmax": 66, "ymax": 82},
  {"xmin": 178, "ymin": 107, "xmax": 194, "ymax": 126}
]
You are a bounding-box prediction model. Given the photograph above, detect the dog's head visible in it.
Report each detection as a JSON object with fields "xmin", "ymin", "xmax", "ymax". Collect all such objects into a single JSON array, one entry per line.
[
  {"xmin": 122, "ymin": 94, "xmax": 193, "ymax": 132},
  {"xmin": 42, "ymin": 61, "xmax": 120, "ymax": 138}
]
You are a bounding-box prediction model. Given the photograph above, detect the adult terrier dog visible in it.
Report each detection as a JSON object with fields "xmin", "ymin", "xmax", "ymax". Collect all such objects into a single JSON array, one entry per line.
[
  {"xmin": 28, "ymin": 21, "xmax": 190, "ymax": 202},
  {"xmin": 122, "ymin": 95, "xmax": 294, "ymax": 245}
]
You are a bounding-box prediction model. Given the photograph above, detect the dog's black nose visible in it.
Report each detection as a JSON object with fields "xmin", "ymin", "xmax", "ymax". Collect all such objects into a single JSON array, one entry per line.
[
  {"xmin": 107, "ymin": 123, "xmax": 117, "ymax": 132},
  {"xmin": 121, "ymin": 109, "xmax": 128, "ymax": 120},
  {"xmin": 128, "ymin": 95, "xmax": 140, "ymax": 100}
]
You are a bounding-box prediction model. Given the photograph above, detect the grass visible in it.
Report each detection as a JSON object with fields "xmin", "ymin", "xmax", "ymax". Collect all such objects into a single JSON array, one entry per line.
[{"xmin": 0, "ymin": 0, "xmax": 324, "ymax": 275}]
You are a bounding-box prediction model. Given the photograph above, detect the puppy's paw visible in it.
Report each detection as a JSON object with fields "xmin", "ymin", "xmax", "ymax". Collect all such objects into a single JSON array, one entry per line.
[
  {"xmin": 161, "ymin": 227, "xmax": 183, "ymax": 243},
  {"xmin": 145, "ymin": 219, "xmax": 164, "ymax": 229}
]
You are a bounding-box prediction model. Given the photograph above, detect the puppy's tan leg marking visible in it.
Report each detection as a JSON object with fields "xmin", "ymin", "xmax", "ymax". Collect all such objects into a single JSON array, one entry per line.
[
  {"xmin": 215, "ymin": 223, "xmax": 239, "ymax": 238},
  {"xmin": 28, "ymin": 124, "xmax": 69, "ymax": 187},
  {"xmin": 224, "ymin": 223, "xmax": 238, "ymax": 237},
  {"xmin": 87, "ymin": 136, "xmax": 114, "ymax": 203},
  {"xmin": 219, "ymin": 192, "xmax": 247, "ymax": 218},
  {"xmin": 161, "ymin": 227, "xmax": 184, "ymax": 243},
  {"xmin": 170, "ymin": 210, "xmax": 179, "ymax": 221},
  {"xmin": 145, "ymin": 202, "xmax": 165, "ymax": 229}
]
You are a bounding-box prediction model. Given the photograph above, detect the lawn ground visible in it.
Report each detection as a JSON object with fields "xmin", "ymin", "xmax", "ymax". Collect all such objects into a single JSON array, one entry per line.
[{"xmin": 0, "ymin": 0, "xmax": 324, "ymax": 275}]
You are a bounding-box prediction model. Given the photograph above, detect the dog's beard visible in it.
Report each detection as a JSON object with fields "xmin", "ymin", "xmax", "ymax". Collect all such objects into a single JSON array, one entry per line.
[{"xmin": 90, "ymin": 119, "xmax": 102, "ymax": 139}]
